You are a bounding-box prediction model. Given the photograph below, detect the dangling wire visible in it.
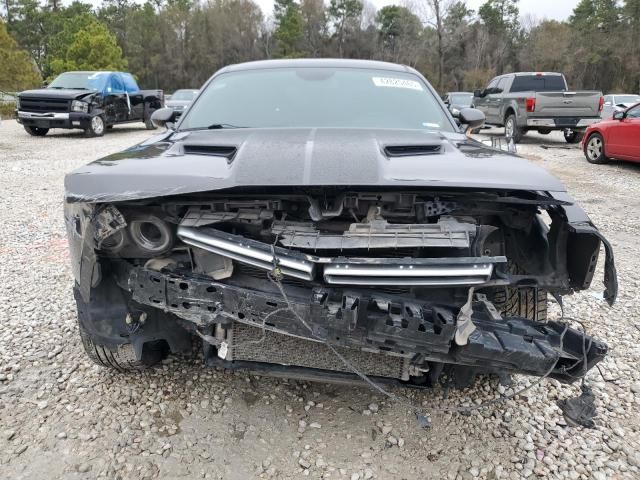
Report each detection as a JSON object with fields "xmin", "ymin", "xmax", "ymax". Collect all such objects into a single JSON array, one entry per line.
[{"xmin": 261, "ymin": 233, "xmax": 589, "ymax": 426}]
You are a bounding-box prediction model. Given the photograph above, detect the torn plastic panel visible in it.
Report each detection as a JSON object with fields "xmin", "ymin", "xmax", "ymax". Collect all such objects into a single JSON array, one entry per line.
[{"xmin": 112, "ymin": 264, "xmax": 607, "ymax": 382}]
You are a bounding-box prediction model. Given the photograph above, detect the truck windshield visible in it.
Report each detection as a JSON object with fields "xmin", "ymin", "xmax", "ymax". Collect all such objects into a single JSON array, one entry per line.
[
  {"xmin": 48, "ymin": 72, "xmax": 109, "ymax": 91},
  {"xmin": 179, "ymin": 67, "xmax": 453, "ymax": 132},
  {"xmin": 510, "ymin": 75, "xmax": 567, "ymax": 93}
]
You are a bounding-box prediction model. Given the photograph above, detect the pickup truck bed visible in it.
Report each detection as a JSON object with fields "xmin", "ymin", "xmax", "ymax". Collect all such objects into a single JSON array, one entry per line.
[{"xmin": 473, "ymin": 72, "xmax": 603, "ymax": 143}]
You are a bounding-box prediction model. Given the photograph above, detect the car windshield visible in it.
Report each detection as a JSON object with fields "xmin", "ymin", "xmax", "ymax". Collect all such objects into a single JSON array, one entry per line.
[
  {"xmin": 615, "ymin": 95, "xmax": 640, "ymax": 104},
  {"xmin": 172, "ymin": 90, "xmax": 197, "ymax": 101},
  {"xmin": 179, "ymin": 67, "xmax": 453, "ymax": 131},
  {"xmin": 450, "ymin": 93, "xmax": 473, "ymax": 106},
  {"xmin": 48, "ymin": 72, "xmax": 109, "ymax": 91}
]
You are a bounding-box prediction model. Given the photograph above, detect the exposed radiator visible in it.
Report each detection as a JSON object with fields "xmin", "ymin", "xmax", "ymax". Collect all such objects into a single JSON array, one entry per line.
[{"xmin": 227, "ymin": 324, "xmax": 409, "ymax": 380}]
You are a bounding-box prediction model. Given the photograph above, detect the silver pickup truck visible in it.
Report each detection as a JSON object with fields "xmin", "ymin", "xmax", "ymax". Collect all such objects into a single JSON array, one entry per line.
[{"xmin": 473, "ymin": 72, "xmax": 603, "ymax": 144}]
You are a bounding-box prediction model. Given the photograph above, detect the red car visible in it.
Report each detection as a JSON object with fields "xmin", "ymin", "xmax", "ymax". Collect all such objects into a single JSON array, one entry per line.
[{"xmin": 582, "ymin": 102, "xmax": 640, "ymax": 164}]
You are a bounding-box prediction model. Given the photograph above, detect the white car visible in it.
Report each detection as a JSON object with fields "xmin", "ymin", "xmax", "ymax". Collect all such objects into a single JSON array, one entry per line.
[{"xmin": 601, "ymin": 94, "xmax": 640, "ymax": 119}]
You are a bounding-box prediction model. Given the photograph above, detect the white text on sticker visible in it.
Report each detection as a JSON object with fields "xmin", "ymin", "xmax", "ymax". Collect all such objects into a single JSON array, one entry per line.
[{"xmin": 372, "ymin": 77, "xmax": 423, "ymax": 91}]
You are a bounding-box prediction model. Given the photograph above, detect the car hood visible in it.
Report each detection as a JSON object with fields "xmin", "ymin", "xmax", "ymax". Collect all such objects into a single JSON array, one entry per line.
[
  {"xmin": 19, "ymin": 88, "xmax": 95, "ymax": 100},
  {"xmin": 65, "ymin": 127, "xmax": 566, "ymax": 202}
]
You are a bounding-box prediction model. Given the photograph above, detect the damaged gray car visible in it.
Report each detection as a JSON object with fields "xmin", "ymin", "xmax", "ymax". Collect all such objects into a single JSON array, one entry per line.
[{"xmin": 64, "ymin": 59, "xmax": 617, "ymax": 390}]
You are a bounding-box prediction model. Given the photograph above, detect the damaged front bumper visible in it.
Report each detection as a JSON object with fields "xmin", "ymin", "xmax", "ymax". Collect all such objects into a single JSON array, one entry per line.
[{"xmin": 111, "ymin": 263, "xmax": 607, "ymax": 385}]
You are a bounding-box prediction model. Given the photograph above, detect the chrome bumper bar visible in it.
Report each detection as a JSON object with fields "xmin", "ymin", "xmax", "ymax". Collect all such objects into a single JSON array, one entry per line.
[
  {"xmin": 17, "ymin": 111, "xmax": 70, "ymax": 119},
  {"xmin": 177, "ymin": 226, "xmax": 505, "ymax": 287},
  {"xmin": 526, "ymin": 118, "xmax": 599, "ymax": 128}
]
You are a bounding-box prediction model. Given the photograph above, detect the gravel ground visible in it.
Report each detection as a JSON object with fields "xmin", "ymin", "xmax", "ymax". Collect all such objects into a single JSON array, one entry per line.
[{"xmin": 1, "ymin": 120, "xmax": 639, "ymax": 480}]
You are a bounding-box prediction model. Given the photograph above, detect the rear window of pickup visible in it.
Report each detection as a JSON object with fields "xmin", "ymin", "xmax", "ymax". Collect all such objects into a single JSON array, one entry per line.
[{"xmin": 510, "ymin": 75, "xmax": 567, "ymax": 93}]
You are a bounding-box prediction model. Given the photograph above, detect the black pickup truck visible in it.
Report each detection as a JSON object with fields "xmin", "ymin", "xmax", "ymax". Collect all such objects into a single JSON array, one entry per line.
[{"xmin": 16, "ymin": 71, "xmax": 163, "ymax": 137}]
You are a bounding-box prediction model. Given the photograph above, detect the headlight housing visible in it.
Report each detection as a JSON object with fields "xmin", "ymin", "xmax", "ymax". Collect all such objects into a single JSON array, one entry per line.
[
  {"xmin": 16, "ymin": 97, "xmax": 21, "ymax": 109},
  {"xmin": 71, "ymin": 100, "xmax": 89, "ymax": 113}
]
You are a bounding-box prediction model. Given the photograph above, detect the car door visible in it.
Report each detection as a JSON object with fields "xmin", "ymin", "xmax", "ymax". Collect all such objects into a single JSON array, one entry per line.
[
  {"xmin": 474, "ymin": 78, "xmax": 498, "ymax": 122},
  {"xmin": 490, "ymin": 77, "xmax": 509, "ymax": 123},
  {"xmin": 107, "ymin": 74, "xmax": 128, "ymax": 123},
  {"xmin": 607, "ymin": 104, "xmax": 640, "ymax": 161},
  {"xmin": 122, "ymin": 73, "xmax": 144, "ymax": 120}
]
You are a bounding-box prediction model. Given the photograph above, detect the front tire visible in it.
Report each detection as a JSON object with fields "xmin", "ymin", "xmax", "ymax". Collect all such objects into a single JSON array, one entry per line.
[
  {"xmin": 78, "ymin": 320, "xmax": 166, "ymax": 372},
  {"xmin": 24, "ymin": 126, "xmax": 49, "ymax": 136},
  {"xmin": 504, "ymin": 114, "xmax": 523, "ymax": 143},
  {"xmin": 84, "ymin": 115, "xmax": 105, "ymax": 137},
  {"xmin": 584, "ymin": 133, "xmax": 608, "ymax": 164},
  {"xmin": 564, "ymin": 129, "xmax": 584, "ymax": 144}
]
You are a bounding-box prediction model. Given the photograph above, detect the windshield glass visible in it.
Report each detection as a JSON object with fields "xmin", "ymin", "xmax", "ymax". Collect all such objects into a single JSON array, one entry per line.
[
  {"xmin": 48, "ymin": 72, "xmax": 109, "ymax": 91},
  {"xmin": 179, "ymin": 67, "xmax": 453, "ymax": 131},
  {"xmin": 615, "ymin": 95, "xmax": 640, "ymax": 104},
  {"xmin": 450, "ymin": 93, "xmax": 473, "ymax": 106},
  {"xmin": 172, "ymin": 90, "xmax": 197, "ymax": 101}
]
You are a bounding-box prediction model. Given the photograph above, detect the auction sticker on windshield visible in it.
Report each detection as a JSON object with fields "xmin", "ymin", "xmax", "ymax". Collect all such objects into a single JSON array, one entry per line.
[{"xmin": 372, "ymin": 77, "xmax": 423, "ymax": 91}]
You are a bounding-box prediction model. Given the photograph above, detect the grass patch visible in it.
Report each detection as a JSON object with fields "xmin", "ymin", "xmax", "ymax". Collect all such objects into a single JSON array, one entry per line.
[{"xmin": 0, "ymin": 103, "xmax": 17, "ymax": 120}]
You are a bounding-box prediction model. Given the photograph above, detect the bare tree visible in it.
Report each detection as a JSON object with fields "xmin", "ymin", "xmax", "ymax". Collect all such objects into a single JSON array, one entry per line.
[{"xmin": 424, "ymin": 0, "xmax": 455, "ymax": 90}]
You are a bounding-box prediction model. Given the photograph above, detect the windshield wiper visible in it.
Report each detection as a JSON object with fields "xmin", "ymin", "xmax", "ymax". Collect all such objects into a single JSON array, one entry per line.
[
  {"xmin": 207, "ymin": 123, "xmax": 249, "ymax": 129},
  {"xmin": 179, "ymin": 123, "xmax": 250, "ymax": 132}
]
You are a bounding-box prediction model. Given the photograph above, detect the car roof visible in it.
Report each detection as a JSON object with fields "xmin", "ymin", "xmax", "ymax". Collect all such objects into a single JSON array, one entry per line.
[{"xmin": 219, "ymin": 58, "xmax": 414, "ymax": 74}]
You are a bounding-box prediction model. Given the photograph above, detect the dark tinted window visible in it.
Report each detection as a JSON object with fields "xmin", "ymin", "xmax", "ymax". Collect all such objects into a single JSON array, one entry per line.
[
  {"xmin": 180, "ymin": 68, "xmax": 453, "ymax": 131},
  {"xmin": 510, "ymin": 75, "xmax": 566, "ymax": 92},
  {"xmin": 627, "ymin": 105, "xmax": 640, "ymax": 118}
]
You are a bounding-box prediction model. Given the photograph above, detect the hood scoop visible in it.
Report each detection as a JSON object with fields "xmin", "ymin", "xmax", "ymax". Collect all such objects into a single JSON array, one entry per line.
[
  {"xmin": 383, "ymin": 144, "xmax": 442, "ymax": 157},
  {"xmin": 182, "ymin": 144, "xmax": 238, "ymax": 161}
]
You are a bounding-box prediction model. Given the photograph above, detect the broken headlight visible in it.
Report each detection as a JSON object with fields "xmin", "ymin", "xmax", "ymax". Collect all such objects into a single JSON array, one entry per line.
[{"xmin": 71, "ymin": 100, "xmax": 89, "ymax": 113}]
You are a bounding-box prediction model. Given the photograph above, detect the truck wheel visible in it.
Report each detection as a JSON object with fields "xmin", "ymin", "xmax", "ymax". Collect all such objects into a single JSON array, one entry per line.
[
  {"xmin": 564, "ymin": 129, "xmax": 583, "ymax": 144},
  {"xmin": 84, "ymin": 115, "xmax": 105, "ymax": 137},
  {"xmin": 584, "ymin": 133, "xmax": 608, "ymax": 164},
  {"xmin": 145, "ymin": 118, "xmax": 157, "ymax": 130},
  {"xmin": 504, "ymin": 114, "xmax": 523, "ymax": 143},
  {"xmin": 78, "ymin": 320, "xmax": 166, "ymax": 372},
  {"xmin": 24, "ymin": 126, "xmax": 49, "ymax": 136}
]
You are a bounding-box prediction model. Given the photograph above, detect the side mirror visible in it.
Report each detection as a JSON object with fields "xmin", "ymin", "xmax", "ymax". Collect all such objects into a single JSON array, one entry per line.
[
  {"xmin": 151, "ymin": 107, "xmax": 176, "ymax": 129},
  {"xmin": 613, "ymin": 111, "xmax": 625, "ymax": 120},
  {"xmin": 458, "ymin": 107, "xmax": 485, "ymax": 132},
  {"xmin": 473, "ymin": 89, "xmax": 483, "ymax": 98},
  {"xmin": 42, "ymin": 81, "xmax": 49, "ymax": 88}
]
